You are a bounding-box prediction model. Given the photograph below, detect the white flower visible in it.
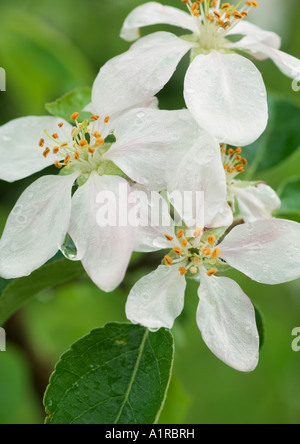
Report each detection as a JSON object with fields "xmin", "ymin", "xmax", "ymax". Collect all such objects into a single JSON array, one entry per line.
[
  {"xmin": 0, "ymin": 58, "xmax": 203, "ymax": 291},
  {"xmin": 121, "ymin": 1, "xmax": 299, "ymax": 146},
  {"xmin": 221, "ymin": 145, "xmax": 281, "ymax": 222},
  {"xmin": 126, "ymin": 217, "xmax": 300, "ymax": 371}
]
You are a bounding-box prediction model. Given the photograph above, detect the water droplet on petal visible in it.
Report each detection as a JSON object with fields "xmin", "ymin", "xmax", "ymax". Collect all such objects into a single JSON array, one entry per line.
[{"xmin": 60, "ymin": 234, "xmax": 79, "ymax": 261}]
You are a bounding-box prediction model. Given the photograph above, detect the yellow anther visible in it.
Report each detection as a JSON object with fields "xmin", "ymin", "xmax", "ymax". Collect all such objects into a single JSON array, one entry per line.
[
  {"xmin": 88, "ymin": 147, "xmax": 95, "ymax": 154},
  {"xmin": 53, "ymin": 147, "xmax": 60, "ymax": 154},
  {"xmin": 58, "ymin": 122, "xmax": 64, "ymax": 128},
  {"xmin": 181, "ymin": 239, "xmax": 188, "ymax": 248},
  {"xmin": 173, "ymin": 247, "xmax": 182, "ymax": 256},
  {"xmin": 165, "ymin": 234, "xmax": 174, "ymax": 241},
  {"xmin": 164, "ymin": 255, "xmax": 173, "ymax": 266},
  {"xmin": 60, "ymin": 142, "xmax": 69, "ymax": 148},
  {"xmin": 70, "ymin": 112, "xmax": 80, "ymax": 121},
  {"xmin": 74, "ymin": 151, "xmax": 80, "ymax": 160},
  {"xmin": 202, "ymin": 248, "xmax": 211, "ymax": 256},
  {"xmin": 179, "ymin": 267, "xmax": 187, "ymax": 276},
  {"xmin": 194, "ymin": 258, "xmax": 200, "ymax": 264},
  {"xmin": 177, "ymin": 229, "xmax": 184, "ymax": 239},
  {"xmin": 90, "ymin": 115, "xmax": 100, "ymax": 121},
  {"xmin": 104, "ymin": 116, "xmax": 111, "ymax": 123},
  {"xmin": 207, "ymin": 268, "xmax": 217, "ymax": 277},
  {"xmin": 207, "ymin": 235, "xmax": 216, "ymax": 245},
  {"xmin": 194, "ymin": 227, "xmax": 203, "ymax": 238},
  {"xmin": 39, "ymin": 138, "xmax": 45, "ymax": 147},
  {"xmin": 211, "ymin": 248, "xmax": 221, "ymax": 259},
  {"xmin": 95, "ymin": 138, "xmax": 105, "ymax": 146},
  {"xmin": 43, "ymin": 148, "xmax": 50, "ymax": 158},
  {"xmin": 235, "ymin": 147, "xmax": 242, "ymax": 154},
  {"xmin": 79, "ymin": 139, "xmax": 88, "ymax": 148},
  {"xmin": 54, "ymin": 160, "xmax": 62, "ymax": 169},
  {"xmin": 64, "ymin": 155, "xmax": 71, "ymax": 165},
  {"xmin": 93, "ymin": 131, "xmax": 102, "ymax": 139},
  {"xmin": 221, "ymin": 3, "xmax": 230, "ymax": 10},
  {"xmin": 52, "ymin": 133, "xmax": 59, "ymax": 139}
]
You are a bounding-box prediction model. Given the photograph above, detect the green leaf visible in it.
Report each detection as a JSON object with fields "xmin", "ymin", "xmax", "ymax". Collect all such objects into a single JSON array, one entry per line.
[
  {"xmin": 254, "ymin": 305, "xmax": 265, "ymax": 351},
  {"xmin": 275, "ymin": 176, "xmax": 300, "ymax": 222},
  {"xmin": 44, "ymin": 323, "xmax": 174, "ymax": 424},
  {"xmin": 45, "ymin": 87, "xmax": 92, "ymax": 122},
  {"xmin": 244, "ymin": 94, "xmax": 300, "ymax": 178},
  {"xmin": 0, "ymin": 258, "xmax": 85, "ymax": 326}
]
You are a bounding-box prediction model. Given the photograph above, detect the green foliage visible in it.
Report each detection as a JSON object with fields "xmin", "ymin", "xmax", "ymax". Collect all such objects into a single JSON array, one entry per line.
[
  {"xmin": 0, "ymin": 259, "xmax": 85, "ymax": 326},
  {"xmin": 244, "ymin": 95, "xmax": 300, "ymax": 178},
  {"xmin": 44, "ymin": 323, "xmax": 174, "ymax": 424},
  {"xmin": 0, "ymin": 9, "xmax": 94, "ymax": 117},
  {"xmin": 45, "ymin": 87, "xmax": 92, "ymax": 122},
  {"xmin": 275, "ymin": 176, "xmax": 300, "ymax": 222},
  {"xmin": 254, "ymin": 306, "xmax": 265, "ymax": 351}
]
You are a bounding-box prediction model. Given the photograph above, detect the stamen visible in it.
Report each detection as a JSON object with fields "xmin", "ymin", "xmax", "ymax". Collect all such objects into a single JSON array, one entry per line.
[
  {"xmin": 207, "ymin": 235, "xmax": 216, "ymax": 245},
  {"xmin": 54, "ymin": 160, "xmax": 63, "ymax": 169},
  {"xmin": 39, "ymin": 138, "xmax": 45, "ymax": 147},
  {"xmin": 211, "ymin": 248, "xmax": 221, "ymax": 259},
  {"xmin": 173, "ymin": 247, "xmax": 182, "ymax": 256},
  {"xmin": 164, "ymin": 255, "xmax": 173, "ymax": 266},
  {"xmin": 207, "ymin": 268, "xmax": 217, "ymax": 277},
  {"xmin": 70, "ymin": 112, "xmax": 80, "ymax": 121},
  {"xmin": 165, "ymin": 234, "xmax": 174, "ymax": 241},
  {"xmin": 177, "ymin": 229, "xmax": 184, "ymax": 239},
  {"xmin": 179, "ymin": 267, "xmax": 187, "ymax": 276},
  {"xmin": 181, "ymin": 239, "xmax": 188, "ymax": 248}
]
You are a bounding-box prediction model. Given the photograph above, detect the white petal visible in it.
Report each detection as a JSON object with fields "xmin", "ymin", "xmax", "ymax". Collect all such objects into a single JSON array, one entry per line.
[
  {"xmin": 91, "ymin": 32, "xmax": 194, "ymax": 117},
  {"xmin": 184, "ymin": 51, "xmax": 268, "ymax": 146},
  {"xmin": 121, "ymin": 1, "xmax": 199, "ymax": 41},
  {"xmin": 197, "ymin": 272, "xmax": 259, "ymax": 372},
  {"xmin": 68, "ymin": 173, "xmax": 135, "ymax": 292},
  {"xmin": 232, "ymin": 182, "xmax": 281, "ymax": 223},
  {"xmin": 227, "ymin": 21, "xmax": 281, "ymax": 57},
  {"xmin": 105, "ymin": 108, "xmax": 199, "ymax": 191},
  {"xmin": 167, "ymin": 128, "xmax": 231, "ymax": 228},
  {"xmin": 130, "ymin": 186, "xmax": 177, "ymax": 253},
  {"xmin": 0, "ymin": 116, "xmax": 70, "ymax": 182},
  {"xmin": 126, "ymin": 265, "xmax": 186, "ymax": 331},
  {"xmin": 219, "ymin": 219, "xmax": 300, "ymax": 285},
  {"xmin": 234, "ymin": 39, "xmax": 300, "ymax": 78},
  {"xmin": 0, "ymin": 174, "xmax": 76, "ymax": 278}
]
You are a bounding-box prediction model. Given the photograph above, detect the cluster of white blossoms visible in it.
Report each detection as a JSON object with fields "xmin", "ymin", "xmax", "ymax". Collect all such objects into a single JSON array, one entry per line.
[{"xmin": 1, "ymin": 0, "xmax": 300, "ymax": 371}]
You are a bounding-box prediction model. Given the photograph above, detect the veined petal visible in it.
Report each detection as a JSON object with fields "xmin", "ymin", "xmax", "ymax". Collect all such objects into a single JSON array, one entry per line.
[
  {"xmin": 197, "ymin": 271, "xmax": 259, "ymax": 372},
  {"xmin": 0, "ymin": 174, "xmax": 76, "ymax": 278},
  {"xmin": 105, "ymin": 108, "xmax": 199, "ymax": 191},
  {"xmin": 130, "ymin": 186, "xmax": 177, "ymax": 253},
  {"xmin": 126, "ymin": 265, "xmax": 187, "ymax": 331},
  {"xmin": 0, "ymin": 116, "xmax": 70, "ymax": 182},
  {"xmin": 234, "ymin": 39, "xmax": 300, "ymax": 78},
  {"xmin": 167, "ymin": 128, "xmax": 231, "ymax": 228},
  {"xmin": 91, "ymin": 32, "xmax": 194, "ymax": 117},
  {"xmin": 232, "ymin": 182, "xmax": 281, "ymax": 223},
  {"xmin": 68, "ymin": 173, "xmax": 135, "ymax": 293},
  {"xmin": 184, "ymin": 51, "xmax": 268, "ymax": 146},
  {"xmin": 121, "ymin": 1, "xmax": 199, "ymax": 41},
  {"xmin": 219, "ymin": 219, "xmax": 300, "ymax": 285}
]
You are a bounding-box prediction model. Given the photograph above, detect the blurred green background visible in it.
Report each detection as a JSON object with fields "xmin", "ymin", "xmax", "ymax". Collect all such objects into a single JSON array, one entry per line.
[{"xmin": 0, "ymin": 0, "xmax": 300, "ymax": 424}]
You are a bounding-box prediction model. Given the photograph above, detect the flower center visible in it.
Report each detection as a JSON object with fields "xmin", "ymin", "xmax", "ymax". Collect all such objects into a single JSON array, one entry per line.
[
  {"xmin": 163, "ymin": 227, "xmax": 224, "ymax": 277},
  {"xmin": 39, "ymin": 112, "xmax": 124, "ymax": 182},
  {"xmin": 181, "ymin": 0, "xmax": 259, "ymax": 52},
  {"xmin": 221, "ymin": 144, "xmax": 248, "ymax": 183}
]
